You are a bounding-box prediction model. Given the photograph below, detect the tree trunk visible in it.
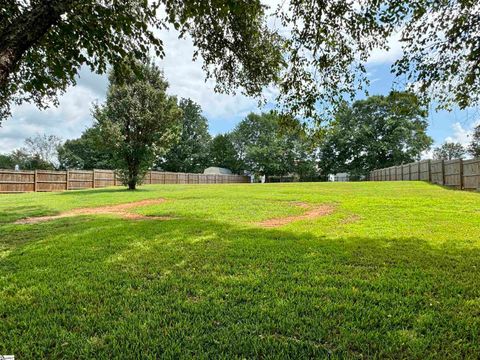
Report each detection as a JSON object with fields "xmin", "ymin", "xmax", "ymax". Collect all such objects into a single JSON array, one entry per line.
[
  {"xmin": 126, "ymin": 161, "xmax": 139, "ymax": 190},
  {"xmin": 0, "ymin": 1, "xmax": 77, "ymax": 87},
  {"xmin": 128, "ymin": 181, "xmax": 136, "ymax": 190}
]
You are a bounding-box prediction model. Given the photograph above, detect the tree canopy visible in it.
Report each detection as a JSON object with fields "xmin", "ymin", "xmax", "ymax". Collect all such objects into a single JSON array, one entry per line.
[
  {"xmin": 0, "ymin": 134, "xmax": 62, "ymax": 170},
  {"xmin": 21, "ymin": 133, "xmax": 62, "ymax": 167},
  {"xmin": 3, "ymin": 1, "xmax": 479, "ymax": 125},
  {"xmin": 433, "ymin": 142, "xmax": 466, "ymax": 161},
  {"xmin": 0, "ymin": 134, "xmax": 61, "ymax": 170},
  {"xmin": 383, "ymin": 0, "xmax": 480, "ymax": 110},
  {"xmin": 232, "ymin": 112, "xmax": 316, "ymax": 180},
  {"xmin": 0, "ymin": 0, "xmax": 281, "ymax": 123},
  {"xmin": 468, "ymin": 124, "xmax": 480, "ymax": 158},
  {"xmin": 158, "ymin": 99, "xmax": 211, "ymax": 173},
  {"xmin": 318, "ymin": 92, "xmax": 433, "ymax": 178},
  {"xmin": 95, "ymin": 61, "xmax": 181, "ymax": 189},
  {"xmin": 57, "ymin": 126, "xmax": 115, "ymax": 170},
  {"xmin": 209, "ymin": 134, "xmax": 244, "ymax": 174}
]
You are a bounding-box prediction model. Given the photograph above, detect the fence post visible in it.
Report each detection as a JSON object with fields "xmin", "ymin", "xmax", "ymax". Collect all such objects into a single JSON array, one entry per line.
[
  {"xmin": 149, "ymin": 171, "xmax": 152, "ymax": 184},
  {"xmin": 34, "ymin": 169, "xmax": 38, "ymax": 192},
  {"xmin": 93, "ymin": 169, "xmax": 96, "ymax": 189},
  {"xmin": 66, "ymin": 169, "xmax": 69, "ymax": 190},
  {"xmin": 427, "ymin": 160, "xmax": 431, "ymax": 182},
  {"xmin": 459, "ymin": 159, "xmax": 464, "ymax": 189},
  {"xmin": 441, "ymin": 160, "xmax": 445, "ymax": 186}
]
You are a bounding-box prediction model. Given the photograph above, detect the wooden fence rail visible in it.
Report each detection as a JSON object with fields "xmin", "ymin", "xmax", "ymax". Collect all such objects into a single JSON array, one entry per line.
[
  {"xmin": 370, "ymin": 158, "xmax": 480, "ymax": 191},
  {"xmin": 0, "ymin": 169, "xmax": 250, "ymax": 193}
]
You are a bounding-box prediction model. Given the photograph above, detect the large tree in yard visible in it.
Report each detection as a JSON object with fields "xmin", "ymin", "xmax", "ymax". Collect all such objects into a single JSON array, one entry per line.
[
  {"xmin": 232, "ymin": 112, "xmax": 316, "ymax": 180},
  {"xmin": 209, "ymin": 134, "xmax": 244, "ymax": 174},
  {"xmin": 95, "ymin": 61, "xmax": 181, "ymax": 190},
  {"xmin": 157, "ymin": 98, "xmax": 211, "ymax": 173},
  {"xmin": 318, "ymin": 92, "xmax": 433, "ymax": 178}
]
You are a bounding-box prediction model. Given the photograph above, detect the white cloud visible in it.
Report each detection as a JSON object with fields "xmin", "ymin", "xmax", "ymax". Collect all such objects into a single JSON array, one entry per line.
[
  {"xmin": 421, "ymin": 148, "xmax": 434, "ymax": 160},
  {"xmin": 420, "ymin": 120, "xmax": 479, "ymax": 160},
  {"xmin": 445, "ymin": 120, "xmax": 480, "ymax": 146},
  {"xmin": 0, "ymin": 80, "xmax": 104, "ymax": 153},
  {"xmin": 366, "ymin": 32, "xmax": 403, "ymax": 65},
  {"xmin": 421, "ymin": 118, "xmax": 480, "ymax": 160},
  {"xmin": 154, "ymin": 26, "xmax": 275, "ymax": 121}
]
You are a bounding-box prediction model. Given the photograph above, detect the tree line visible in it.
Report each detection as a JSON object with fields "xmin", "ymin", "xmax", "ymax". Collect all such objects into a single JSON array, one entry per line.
[{"xmin": 2, "ymin": 62, "xmax": 479, "ymax": 188}]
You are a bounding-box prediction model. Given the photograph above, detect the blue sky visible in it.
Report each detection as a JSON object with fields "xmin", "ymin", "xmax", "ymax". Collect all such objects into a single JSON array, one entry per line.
[{"xmin": 1, "ymin": 14, "xmax": 478, "ymax": 155}]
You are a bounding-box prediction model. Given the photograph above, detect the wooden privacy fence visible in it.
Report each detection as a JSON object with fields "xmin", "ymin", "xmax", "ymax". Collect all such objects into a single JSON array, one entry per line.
[
  {"xmin": 369, "ymin": 158, "xmax": 480, "ymax": 191},
  {"xmin": 0, "ymin": 169, "xmax": 250, "ymax": 193}
]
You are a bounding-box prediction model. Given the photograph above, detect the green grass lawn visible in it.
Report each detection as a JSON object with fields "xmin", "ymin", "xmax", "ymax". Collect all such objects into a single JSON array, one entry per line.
[{"xmin": 1, "ymin": 182, "xmax": 479, "ymax": 358}]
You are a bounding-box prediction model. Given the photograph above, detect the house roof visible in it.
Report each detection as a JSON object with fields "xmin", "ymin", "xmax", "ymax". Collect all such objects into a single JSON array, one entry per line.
[{"xmin": 203, "ymin": 166, "xmax": 233, "ymax": 175}]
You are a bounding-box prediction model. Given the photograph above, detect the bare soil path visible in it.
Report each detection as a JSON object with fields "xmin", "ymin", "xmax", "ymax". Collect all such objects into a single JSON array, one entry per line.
[
  {"xmin": 15, "ymin": 198, "xmax": 170, "ymax": 224},
  {"xmin": 257, "ymin": 202, "xmax": 334, "ymax": 228}
]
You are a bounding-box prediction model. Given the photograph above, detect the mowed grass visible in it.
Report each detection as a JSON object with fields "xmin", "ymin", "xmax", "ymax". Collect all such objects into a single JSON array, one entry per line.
[{"xmin": 1, "ymin": 182, "xmax": 479, "ymax": 359}]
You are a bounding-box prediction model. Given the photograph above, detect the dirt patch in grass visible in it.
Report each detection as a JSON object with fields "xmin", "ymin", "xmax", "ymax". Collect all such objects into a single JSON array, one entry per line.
[
  {"xmin": 340, "ymin": 214, "xmax": 361, "ymax": 224},
  {"xmin": 15, "ymin": 198, "xmax": 171, "ymax": 224},
  {"xmin": 257, "ymin": 202, "xmax": 334, "ymax": 228}
]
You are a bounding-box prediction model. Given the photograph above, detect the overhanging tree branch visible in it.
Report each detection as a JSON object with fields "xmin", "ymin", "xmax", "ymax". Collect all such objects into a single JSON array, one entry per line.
[{"xmin": 0, "ymin": 1, "xmax": 78, "ymax": 87}]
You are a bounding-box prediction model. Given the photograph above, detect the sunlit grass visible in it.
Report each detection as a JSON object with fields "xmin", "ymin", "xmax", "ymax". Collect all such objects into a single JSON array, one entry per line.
[{"xmin": 1, "ymin": 182, "xmax": 479, "ymax": 358}]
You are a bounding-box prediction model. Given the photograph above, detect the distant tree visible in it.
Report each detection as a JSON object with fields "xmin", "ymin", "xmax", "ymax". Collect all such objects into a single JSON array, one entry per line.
[
  {"xmin": 209, "ymin": 134, "xmax": 244, "ymax": 174},
  {"xmin": 318, "ymin": 92, "xmax": 433, "ymax": 178},
  {"xmin": 0, "ymin": 134, "xmax": 61, "ymax": 170},
  {"xmin": 8, "ymin": 150, "xmax": 31, "ymax": 169},
  {"xmin": 468, "ymin": 124, "xmax": 480, "ymax": 158},
  {"xmin": 433, "ymin": 142, "xmax": 466, "ymax": 160},
  {"xmin": 232, "ymin": 112, "xmax": 316, "ymax": 180},
  {"xmin": 22, "ymin": 133, "xmax": 62, "ymax": 167},
  {"xmin": 22, "ymin": 155, "xmax": 56, "ymax": 170},
  {"xmin": 57, "ymin": 126, "xmax": 115, "ymax": 170},
  {"xmin": 5, "ymin": 149, "xmax": 55, "ymax": 170},
  {"xmin": 0, "ymin": 154, "xmax": 14, "ymax": 169},
  {"xmin": 158, "ymin": 99, "xmax": 211, "ymax": 173},
  {"xmin": 95, "ymin": 61, "xmax": 181, "ymax": 190},
  {"xmin": 293, "ymin": 140, "xmax": 320, "ymax": 182}
]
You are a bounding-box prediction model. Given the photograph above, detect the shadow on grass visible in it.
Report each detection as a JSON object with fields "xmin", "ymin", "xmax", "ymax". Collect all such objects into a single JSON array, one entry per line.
[
  {"xmin": 1, "ymin": 216, "xmax": 479, "ymax": 358},
  {"xmin": 0, "ymin": 205, "xmax": 53, "ymax": 225},
  {"xmin": 417, "ymin": 181, "xmax": 480, "ymax": 194},
  {"xmin": 57, "ymin": 187, "xmax": 151, "ymax": 196}
]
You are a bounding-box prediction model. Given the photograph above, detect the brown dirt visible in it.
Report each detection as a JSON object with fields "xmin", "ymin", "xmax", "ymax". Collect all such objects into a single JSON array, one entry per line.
[
  {"xmin": 15, "ymin": 198, "xmax": 171, "ymax": 224},
  {"xmin": 340, "ymin": 214, "xmax": 361, "ymax": 224},
  {"xmin": 257, "ymin": 202, "xmax": 335, "ymax": 228}
]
